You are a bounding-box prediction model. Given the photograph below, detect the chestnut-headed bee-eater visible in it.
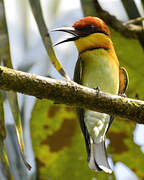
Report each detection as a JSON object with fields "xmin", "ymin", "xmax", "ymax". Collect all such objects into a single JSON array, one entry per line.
[{"xmin": 53, "ymin": 17, "xmax": 128, "ymax": 173}]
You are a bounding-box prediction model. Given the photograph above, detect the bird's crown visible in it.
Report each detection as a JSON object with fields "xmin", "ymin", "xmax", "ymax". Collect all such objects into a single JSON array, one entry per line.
[{"xmin": 72, "ymin": 16, "xmax": 110, "ymax": 36}]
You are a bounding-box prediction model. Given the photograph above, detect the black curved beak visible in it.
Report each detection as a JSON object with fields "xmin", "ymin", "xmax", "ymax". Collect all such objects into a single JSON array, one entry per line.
[{"xmin": 52, "ymin": 27, "xmax": 79, "ymax": 46}]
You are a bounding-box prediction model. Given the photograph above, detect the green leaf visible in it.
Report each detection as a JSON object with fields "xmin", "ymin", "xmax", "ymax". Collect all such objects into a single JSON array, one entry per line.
[
  {"xmin": 121, "ymin": 0, "xmax": 141, "ymax": 19},
  {"xmin": 1, "ymin": 0, "xmax": 31, "ymax": 170},
  {"xmin": 49, "ymin": 0, "xmax": 61, "ymax": 20},
  {"xmin": 0, "ymin": 92, "xmax": 13, "ymax": 179},
  {"xmin": 29, "ymin": 0, "xmax": 70, "ymax": 80},
  {"xmin": 0, "ymin": 92, "xmax": 6, "ymax": 141},
  {"xmin": 31, "ymin": 99, "xmax": 116, "ymax": 180},
  {"xmin": 0, "ymin": 142, "xmax": 13, "ymax": 180},
  {"xmin": 80, "ymin": 0, "xmax": 96, "ymax": 17},
  {"xmin": 108, "ymin": 118, "xmax": 143, "ymax": 179},
  {"xmin": 111, "ymin": 27, "xmax": 144, "ymax": 99}
]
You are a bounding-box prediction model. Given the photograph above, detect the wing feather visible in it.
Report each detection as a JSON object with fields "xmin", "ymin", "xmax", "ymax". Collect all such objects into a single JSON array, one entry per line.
[
  {"xmin": 73, "ymin": 58, "xmax": 91, "ymax": 161},
  {"xmin": 119, "ymin": 67, "xmax": 129, "ymax": 95}
]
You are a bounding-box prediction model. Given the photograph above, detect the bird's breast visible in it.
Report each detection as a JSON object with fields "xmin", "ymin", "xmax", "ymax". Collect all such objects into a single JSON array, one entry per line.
[{"xmin": 80, "ymin": 48, "xmax": 119, "ymax": 94}]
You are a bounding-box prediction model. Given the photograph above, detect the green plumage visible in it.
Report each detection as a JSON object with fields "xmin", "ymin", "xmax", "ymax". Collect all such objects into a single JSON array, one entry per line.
[{"xmin": 80, "ymin": 48, "xmax": 119, "ymax": 94}]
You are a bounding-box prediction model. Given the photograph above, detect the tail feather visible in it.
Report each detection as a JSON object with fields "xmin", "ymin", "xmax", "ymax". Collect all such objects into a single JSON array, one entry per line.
[
  {"xmin": 88, "ymin": 142, "xmax": 102, "ymax": 171},
  {"xmin": 88, "ymin": 139, "xmax": 112, "ymax": 173}
]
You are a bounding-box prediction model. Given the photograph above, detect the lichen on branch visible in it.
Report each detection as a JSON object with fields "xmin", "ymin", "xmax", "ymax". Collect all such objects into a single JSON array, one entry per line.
[{"xmin": 0, "ymin": 65, "xmax": 144, "ymax": 124}]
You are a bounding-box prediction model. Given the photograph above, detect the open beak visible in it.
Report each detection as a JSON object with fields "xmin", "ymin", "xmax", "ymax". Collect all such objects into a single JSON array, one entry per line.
[{"xmin": 52, "ymin": 27, "xmax": 79, "ymax": 46}]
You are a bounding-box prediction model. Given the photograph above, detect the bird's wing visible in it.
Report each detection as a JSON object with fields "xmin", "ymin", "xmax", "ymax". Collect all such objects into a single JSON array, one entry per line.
[
  {"xmin": 119, "ymin": 67, "xmax": 129, "ymax": 95},
  {"xmin": 106, "ymin": 116, "xmax": 114, "ymax": 134},
  {"xmin": 107, "ymin": 67, "xmax": 129, "ymax": 133},
  {"xmin": 73, "ymin": 57, "xmax": 91, "ymax": 161}
]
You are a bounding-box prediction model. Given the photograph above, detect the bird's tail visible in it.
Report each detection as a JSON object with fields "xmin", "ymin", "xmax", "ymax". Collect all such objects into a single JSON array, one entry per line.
[{"xmin": 88, "ymin": 139, "xmax": 112, "ymax": 173}]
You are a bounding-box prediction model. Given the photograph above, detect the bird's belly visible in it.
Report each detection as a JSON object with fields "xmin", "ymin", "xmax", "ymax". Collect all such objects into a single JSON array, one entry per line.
[{"xmin": 84, "ymin": 110, "xmax": 110, "ymax": 143}]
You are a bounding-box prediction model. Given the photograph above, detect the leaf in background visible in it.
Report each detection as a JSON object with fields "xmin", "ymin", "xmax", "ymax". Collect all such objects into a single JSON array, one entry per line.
[
  {"xmin": 49, "ymin": 0, "xmax": 61, "ymax": 20},
  {"xmin": 0, "ymin": 141, "xmax": 13, "ymax": 180},
  {"xmin": 111, "ymin": 28, "xmax": 144, "ymax": 99},
  {"xmin": 6, "ymin": 92, "xmax": 31, "ymax": 170},
  {"xmin": 108, "ymin": 118, "xmax": 144, "ymax": 179},
  {"xmin": 142, "ymin": 0, "xmax": 144, "ymax": 9},
  {"xmin": 17, "ymin": 0, "xmax": 30, "ymax": 50},
  {"xmin": 29, "ymin": 0, "xmax": 71, "ymax": 80},
  {"xmin": 1, "ymin": 0, "xmax": 31, "ymax": 170},
  {"xmin": 80, "ymin": 0, "xmax": 96, "ymax": 17},
  {"xmin": 31, "ymin": 99, "xmax": 116, "ymax": 180},
  {"xmin": 0, "ymin": 92, "xmax": 13, "ymax": 179},
  {"xmin": 121, "ymin": 0, "xmax": 141, "ymax": 19},
  {"xmin": 0, "ymin": 92, "xmax": 6, "ymax": 142}
]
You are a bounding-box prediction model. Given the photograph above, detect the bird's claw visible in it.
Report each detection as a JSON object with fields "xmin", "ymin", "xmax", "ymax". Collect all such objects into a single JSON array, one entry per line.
[
  {"xmin": 119, "ymin": 93, "xmax": 127, "ymax": 98},
  {"xmin": 94, "ymin": 87, "xmax": 100, "ymax": 94}
]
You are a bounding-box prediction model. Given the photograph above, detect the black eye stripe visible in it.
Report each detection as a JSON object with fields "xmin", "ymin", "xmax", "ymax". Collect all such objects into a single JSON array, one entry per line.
[{"xmin": 75, "ymin": 25, "xmax": 109, "ymax": 36}]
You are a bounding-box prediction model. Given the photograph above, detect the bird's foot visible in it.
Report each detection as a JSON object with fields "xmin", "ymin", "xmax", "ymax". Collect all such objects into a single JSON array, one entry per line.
[
  {"xmin": 94, "ymin": 87, "xmax": 100, "ymax": 94},
  {"xmin": 119, "ymin": 93, "xmax": 127, "ymax": 98}
]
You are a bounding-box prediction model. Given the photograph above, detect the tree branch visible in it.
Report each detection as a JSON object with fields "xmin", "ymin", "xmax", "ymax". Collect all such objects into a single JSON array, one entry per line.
[
  {"xmin": 92, "ymin": 0, "xmax": 144, "ymax": 39},
  {"xmin": 0, "ymin": 66, "xmax": 144, "ymax": 124},
  {"xmin": 124, "ymin": 17, "xmax": 144, "ymax": 25}
]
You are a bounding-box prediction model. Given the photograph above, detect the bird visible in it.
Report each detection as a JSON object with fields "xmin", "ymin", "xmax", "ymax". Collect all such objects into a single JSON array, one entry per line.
[{"xmin": 53, "ymin": 16, "xmax": 128, "ymax": 173}]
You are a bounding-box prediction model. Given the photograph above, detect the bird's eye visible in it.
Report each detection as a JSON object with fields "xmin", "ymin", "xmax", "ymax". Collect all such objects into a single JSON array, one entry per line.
[
  {"xmin": 75, "ymin": 25, "xmax": 109, "ymax": 37},
  {"xmin": 80, "ymin": 25, "xmax": 97, "ymax": 34},
  {"xmin": 90, "ymin": 25, "xmax": 96, "ymax": 29}
]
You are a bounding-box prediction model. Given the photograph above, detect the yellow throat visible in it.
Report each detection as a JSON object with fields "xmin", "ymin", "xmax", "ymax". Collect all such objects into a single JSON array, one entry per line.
[{"xmin": 74, "ymin": 33, "xmax": 119, "ymax": 66}]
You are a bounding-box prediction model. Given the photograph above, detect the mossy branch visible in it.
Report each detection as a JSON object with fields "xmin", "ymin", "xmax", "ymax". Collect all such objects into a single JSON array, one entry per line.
[{"xmin": 0, "ymin": 65, "xmax": 144, "ymax": 124}]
